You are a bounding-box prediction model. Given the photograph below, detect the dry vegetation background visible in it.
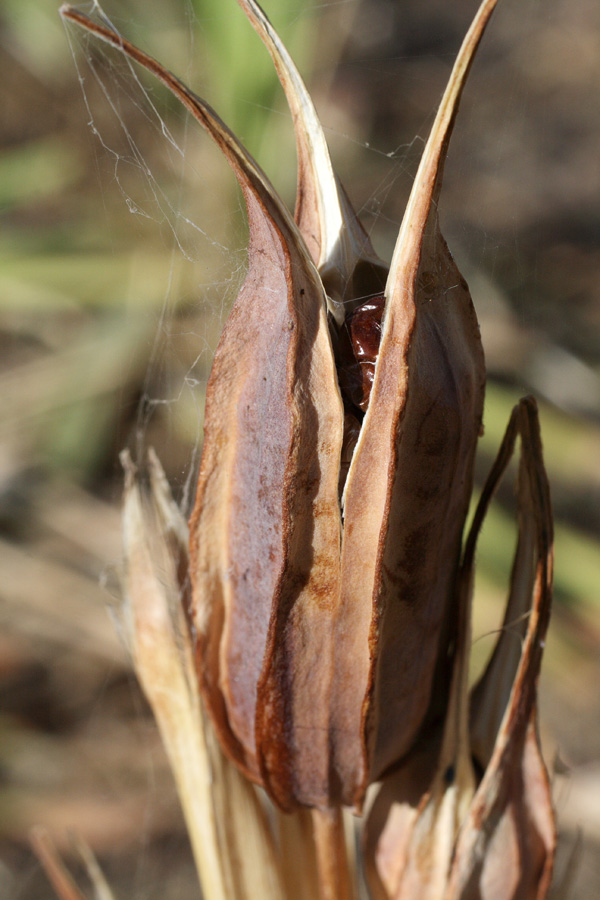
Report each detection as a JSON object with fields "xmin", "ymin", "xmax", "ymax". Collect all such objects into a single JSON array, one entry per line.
[{"xmin": 1, "ymin": 0, "xmax": 599, "ymax": 897}]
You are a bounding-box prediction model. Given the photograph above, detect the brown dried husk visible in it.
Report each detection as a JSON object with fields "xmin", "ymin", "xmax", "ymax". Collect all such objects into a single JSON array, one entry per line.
[
  {"xmin": 364, "ymin": 398, "xmax": 555, "ymax": 900},
  {"xmin": 61, "ymin": 0, "xmax": 497, "ymax": 813}
]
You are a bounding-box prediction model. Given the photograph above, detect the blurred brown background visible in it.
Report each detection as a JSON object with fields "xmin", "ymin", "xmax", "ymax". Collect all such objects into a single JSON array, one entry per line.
[{"xmin": 1, "ymin": 0, "xmax": 599, "ymax": 897}]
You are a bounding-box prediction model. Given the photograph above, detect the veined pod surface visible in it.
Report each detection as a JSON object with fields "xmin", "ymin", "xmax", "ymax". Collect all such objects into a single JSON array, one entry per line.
[{"xmin": 61, "ymin": 0, "xmax": 495, "ymax": 811}]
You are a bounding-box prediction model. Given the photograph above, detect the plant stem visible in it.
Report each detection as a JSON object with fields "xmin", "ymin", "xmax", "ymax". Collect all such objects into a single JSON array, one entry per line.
[{"xmin": 311, "ymin": 807, "xmax": 353, "ymax": 900}]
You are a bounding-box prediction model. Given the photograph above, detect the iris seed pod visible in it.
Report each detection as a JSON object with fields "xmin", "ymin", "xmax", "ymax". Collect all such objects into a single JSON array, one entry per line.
[{"xmin": 61, "ymin": 0, "xmax": 495, "ymax": 812}]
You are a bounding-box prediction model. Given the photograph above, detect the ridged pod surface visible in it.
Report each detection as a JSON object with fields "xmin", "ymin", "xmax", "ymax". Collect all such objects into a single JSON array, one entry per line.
[{"xmin": 62, "ymin": 0, "xmax": 495, "ymax": 813}]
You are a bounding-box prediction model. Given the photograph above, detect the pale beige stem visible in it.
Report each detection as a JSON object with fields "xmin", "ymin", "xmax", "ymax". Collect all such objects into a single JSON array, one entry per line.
[
  {"xmin": 121, "ymin": 451, "xmax": 284, "ymax": 900},
  {"xmin": 311, "ymin": 807, "xmax": 354, "ymax": 900},
  {"xmin": 277, "ymin": 808, "xmax": 321, "ymax": 900}
]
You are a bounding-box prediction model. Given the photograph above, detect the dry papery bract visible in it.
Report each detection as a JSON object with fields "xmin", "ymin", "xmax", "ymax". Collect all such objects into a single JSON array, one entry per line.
[
  {"xmin": 364, "ymin": 397, "xmax": 555, "ymax": 900},
  {"xmin": 56, "ymin": 0, "xmax": 557, "ymax": 899}
]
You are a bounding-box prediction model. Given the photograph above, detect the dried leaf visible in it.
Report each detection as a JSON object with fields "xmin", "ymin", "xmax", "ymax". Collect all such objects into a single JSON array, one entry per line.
[
  {"xmin": 30, "ymin": 826, "xmax": 91, "ymax": 900},
  {"xmin": 364, "ymin": 398, "xmax": 555, "ymax": 900},
  {"xmin": 120, "ymin": 448, "xmax": 284, "ymax": 900},
  {"xmin": 363, "ymin": 473, "xmax": 476, "ymax": 900},
  {"xmin": 363, "ymin": 738, "xmax": 442, "ymax": 900},
  {"xmin": 447, "ymin": 398, "xmax": 555, "ymax": 899}
]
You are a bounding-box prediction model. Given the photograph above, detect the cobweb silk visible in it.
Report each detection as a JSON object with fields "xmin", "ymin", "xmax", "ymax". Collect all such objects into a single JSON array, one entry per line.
[
  {"xmin": 59, "ymin": 0, "xmax": 536, "ymax": 511},
  {"xmin": 61, "ymin": 0, "xmax": 453, "ymax": 510}
]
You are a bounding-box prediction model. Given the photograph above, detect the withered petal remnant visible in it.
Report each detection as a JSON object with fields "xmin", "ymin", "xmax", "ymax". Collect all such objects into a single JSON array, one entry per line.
[{"xmin": 364, "ymin": 398, "xmax": 555, "ymax": 899}]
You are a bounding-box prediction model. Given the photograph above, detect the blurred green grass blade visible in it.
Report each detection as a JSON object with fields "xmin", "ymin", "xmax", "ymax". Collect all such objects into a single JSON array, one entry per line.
[
  {"xmin": 0, "ymin": 138, "xmax": 82, "ymax": 208},
  {"xmin": 474, "ymin": 493, "xmax": 600, "ymax": 615},
  {"xmin": 0, "ymin": 250, "xmax": 198, "ymax": 310}
]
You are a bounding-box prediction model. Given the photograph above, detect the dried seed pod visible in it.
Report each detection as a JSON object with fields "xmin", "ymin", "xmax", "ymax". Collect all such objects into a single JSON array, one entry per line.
[
  {"xmin": 337, "ymin": 296, "xmax": 386, "ymax": 414},
  {"xmin": 364, "ymin": 398, "xmax": 556, "ymax": 900},
  {"xmin": 234, "ymin": 0, "xmax": 495, "ymax": 810},
  {"xmin": 61, "ymin": 0, "xmax": 495, "ymax": 812}
]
